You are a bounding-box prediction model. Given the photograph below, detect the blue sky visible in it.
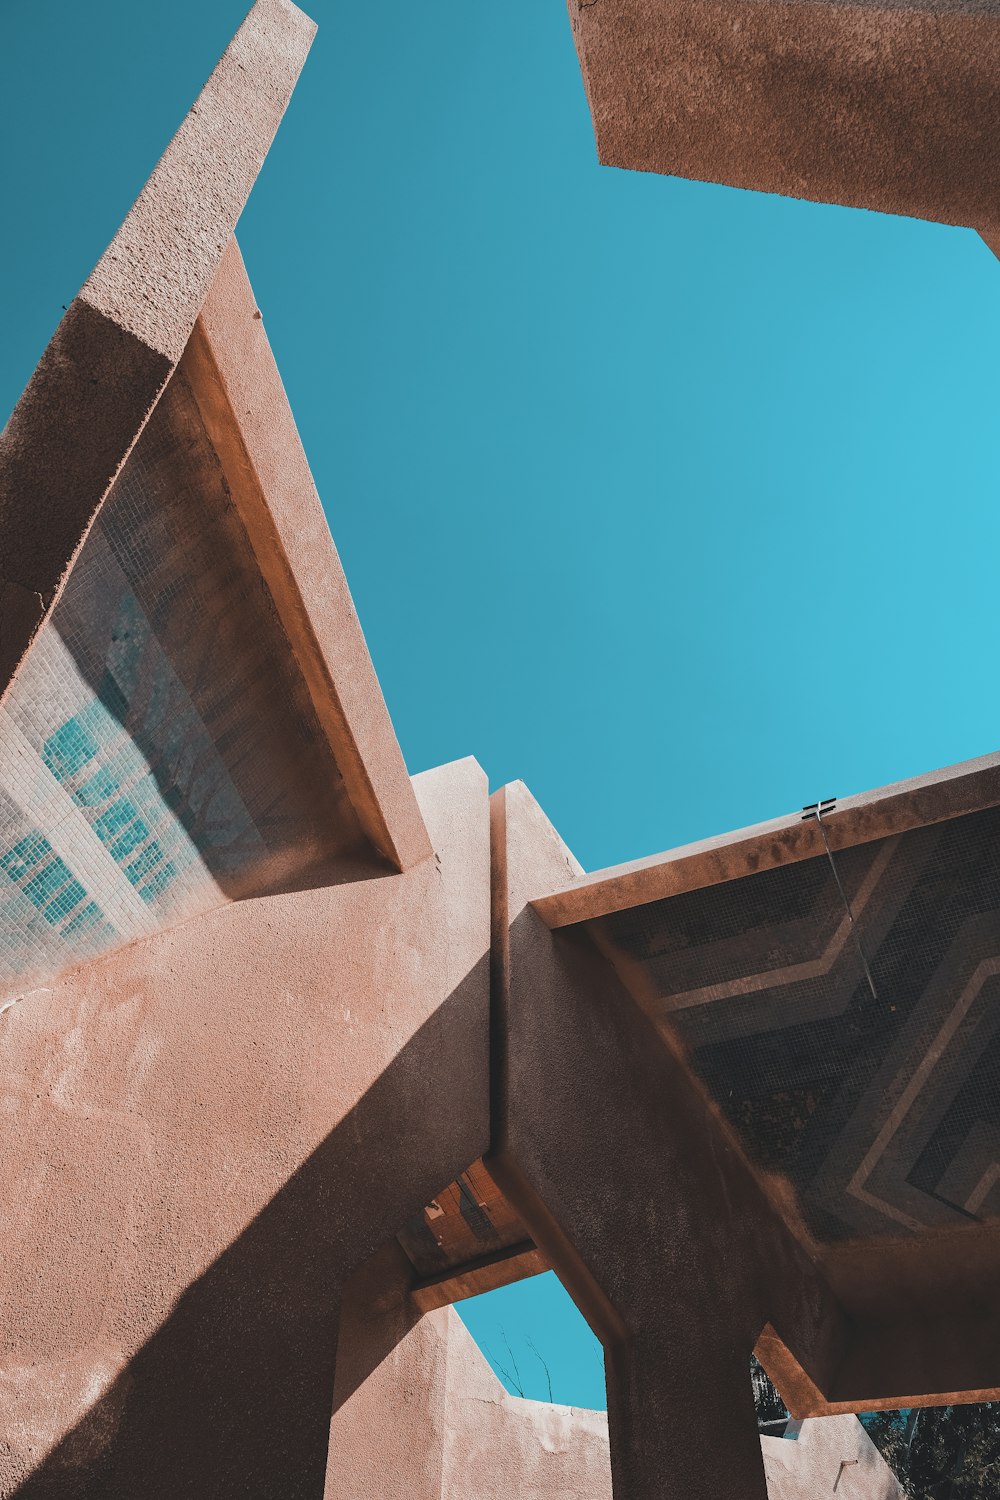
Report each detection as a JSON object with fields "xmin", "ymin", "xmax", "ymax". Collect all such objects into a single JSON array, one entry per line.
[{"xmin": 4, "ymin": 0, "xmax": 1000, "ymax": 1410}]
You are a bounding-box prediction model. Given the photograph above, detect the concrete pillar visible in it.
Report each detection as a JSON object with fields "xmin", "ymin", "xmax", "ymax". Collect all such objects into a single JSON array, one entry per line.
[{"xmin": 489, "ymin": 781, "xmax": 845, "ymax": 1499}]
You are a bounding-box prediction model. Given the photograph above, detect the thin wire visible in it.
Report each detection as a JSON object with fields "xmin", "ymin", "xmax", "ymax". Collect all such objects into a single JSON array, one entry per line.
[{"xmin": 812, "ymin": 808, "xmax": 879, "ymax": 1003}]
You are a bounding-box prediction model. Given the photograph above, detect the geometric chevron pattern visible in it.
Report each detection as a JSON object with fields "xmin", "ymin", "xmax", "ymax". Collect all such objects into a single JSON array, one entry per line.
[{"xmin": 600, "ymin": 810, "xmax": 1000, "ymax": 1242}]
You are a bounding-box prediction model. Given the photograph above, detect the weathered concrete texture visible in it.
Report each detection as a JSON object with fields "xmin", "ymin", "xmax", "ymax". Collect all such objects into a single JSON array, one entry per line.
[
  {"xmin": 0, "ymin": 0, "xmax": 314, "ymax": 701},
  {"xmin": 183, "ymin": 239, "xmax": 430, "ymax": 872},
  {"xmin": 532, "ymin": 753, "xmax": 1000, "ymax": 1414},
  {"xmin": 762, "ymin": 1416, "xmax": 904, "ymax": 1499},
  {"xmin": 329, "ymin": 1243, "xmax": 902, "ymax": 1500},
  {"xmin": 534, "ymin": 749, "xmax": 1000, "ymax": 927},
  {"xmin": 440, "ymin": 1319, "xmax": 610, "ymax": 1500},
  {"xmin": 488, "ymin": 781, "xmax": 850, "ymax": 1499},
  {"xmin": 328, "ymin": 1243, "xmax": 614, "ymax": 1500},
  {"xmin": 0, "ymin": 358, "xmax": 375, "ymax": 1007},
  {"xmin": 0, "ymin": 758, "xmax": 489, "ymax": 1499},
  {"xmin": 569, "ymin": 0, "xmax": 1000, "ymax": 227}
]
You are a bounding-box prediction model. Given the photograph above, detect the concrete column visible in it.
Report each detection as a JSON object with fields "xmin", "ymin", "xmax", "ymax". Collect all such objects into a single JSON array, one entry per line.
[
  {"xmin": 605, "ymin": 1331, "xmax": 766, "ymax": 1498},
  {"xmin": 489, "ymin": 781, "xmax": 845, "ymax": 1499}
]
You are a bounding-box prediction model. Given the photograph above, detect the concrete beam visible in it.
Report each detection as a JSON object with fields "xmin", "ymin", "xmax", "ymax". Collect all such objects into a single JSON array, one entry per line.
[
  {"xmin": 182, "ymin": 240, "xmax": 431, "ymax": 871},
  {"xmin": 534, "ymin": 750, "xmax": 1000, "ymax": 927},
  {"xmin": 409, "ymin": 1241, "xmax": 549, "ymax": 1314},
  {"xmin": 568, "ymin": 0, "xmax": 1000, "ymax": 244},
  {"xmin": 328, "ymin": 1242, "xmax": 613, "ymax": 1500},
  {"xmin": 489, "ymin": 780, "xmax": 848, "ymax": 1499},
  {"xmin": 331, "ymin": 1243, "xmax": 903, "ymax": 1499},
  {"xmin": 0, "ymin": 0, "xmax": 314, "ymax": 701},
  {"xmin": 0, "ymin": 759, "xmax": 489, "ymax": 1497}
]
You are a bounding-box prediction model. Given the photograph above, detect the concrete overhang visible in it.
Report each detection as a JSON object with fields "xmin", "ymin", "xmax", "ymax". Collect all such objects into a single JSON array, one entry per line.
[
  {"xmin": 568, "ymin": 0, "xmax": 1000, "ymax": 250},
  {"xmin": 527, "ymin": 752, "xmax": 1000, "ymax": 1409}
]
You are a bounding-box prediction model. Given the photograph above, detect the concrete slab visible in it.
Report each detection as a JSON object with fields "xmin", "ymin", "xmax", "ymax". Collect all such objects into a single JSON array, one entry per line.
[{"xmin": 568, "ymin": 0, "xmax": 1000, "ymax": 238}]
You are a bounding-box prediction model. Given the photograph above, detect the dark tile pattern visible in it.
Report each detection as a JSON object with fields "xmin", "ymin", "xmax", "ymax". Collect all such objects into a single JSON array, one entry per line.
[{"xmin": 600, "ymin": 811, "xmax": 1000, "ymax": 1242}]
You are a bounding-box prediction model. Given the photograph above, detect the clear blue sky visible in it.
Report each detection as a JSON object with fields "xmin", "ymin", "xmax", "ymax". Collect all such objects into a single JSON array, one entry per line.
[{"xmin": 4, "ymin": 0, "xmax": 1000, "ymax": 1411}]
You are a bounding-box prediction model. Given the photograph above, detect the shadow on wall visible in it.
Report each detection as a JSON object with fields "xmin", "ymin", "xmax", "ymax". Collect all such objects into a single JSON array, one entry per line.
[{"xmin": 9, "ymin": 959, "xmax": 488, "ymax": 1500}]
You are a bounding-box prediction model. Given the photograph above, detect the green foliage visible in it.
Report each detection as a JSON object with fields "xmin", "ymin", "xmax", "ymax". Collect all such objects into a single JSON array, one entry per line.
[{"xmin": 863, "ymin": 1405, "xmax": 1000, "ymax": 1497}]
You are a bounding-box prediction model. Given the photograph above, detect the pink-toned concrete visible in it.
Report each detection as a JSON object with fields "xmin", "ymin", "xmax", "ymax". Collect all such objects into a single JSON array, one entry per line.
[
  {"xmin": 488, "ymin": 781, "xmax": 848, "ymax": 1499},
  {"xmin": 183, "ymin": 238, "xmax": 429, "ymax": 872},
  {"xmin": 534, "ymin": 749, "xmax": 1000, "ymax": 928},
  {"xmin": 0, "ymin": 0, "xmax": 313, "ymax": 699},
  {"xmin": 0, "ymin": 758, "xmax": 489, "ymax": 1497},
  {"xmin": 4, "ymin": 3, "xmax": 998, "ymax": 1496},
  {"xmin": 329, "ymin": 1242, "xmax": 902, "ymax": 1500},
  {"xmin": 529, "ymin": 753, "xmax": 1000, "ymax": 1419},
  {"xmin": 762, "ymin": 1417, "xmax": 904, "ymax": 1500},
  {"xmin": 328, "ymin": 1243, "xmax": 612, "ymax": 1500}
]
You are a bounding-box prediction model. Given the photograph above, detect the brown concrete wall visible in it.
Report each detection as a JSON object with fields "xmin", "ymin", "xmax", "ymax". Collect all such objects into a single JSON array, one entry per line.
[
  {"xmin": 762, "ymin": 1417, "xmax": 905, "ymax": 1500},
  {"xmin": 489, "ymin": 781, "xmax": 849, "ymax": 1499},
  {"xmin": 328, "ymin": 1244, "xmax": 452, "ymax": 1500},
  {"xmin": 329, "ymin": 1241, "xmax": 903, "ymax": 1500},
  {"xmin": 0, "ymin": 758, "xmax": 489, "ymax": 1498},
  {"xmin": 182, "ymin": 239, "xmax": 429, "ymax": 872},
  {"xmin": 328, "ymin": 1245, "xmax": 612, "ymax": 1500},
  {"xmin": 569, "ymin": 0, "xmax": 1000, "ymax": 230}
]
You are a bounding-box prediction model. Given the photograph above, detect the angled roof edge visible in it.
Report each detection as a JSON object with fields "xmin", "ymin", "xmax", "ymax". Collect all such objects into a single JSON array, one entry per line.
[
  {"xmin": 533, "ymin": 749, "xmax": 1000, "ymax": 927},
  {"xmin": 182, "ymin": 240, "xmax": 430, "ymax": 870},
  {"xmin": 0, "ymin": 0, "xmax": 315, "ymax": 699}
]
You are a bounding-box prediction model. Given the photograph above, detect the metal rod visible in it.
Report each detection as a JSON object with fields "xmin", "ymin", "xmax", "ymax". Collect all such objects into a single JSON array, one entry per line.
[{"xmin": 812, "ymin": 808, "xmax": 879, "ymax": 1004}]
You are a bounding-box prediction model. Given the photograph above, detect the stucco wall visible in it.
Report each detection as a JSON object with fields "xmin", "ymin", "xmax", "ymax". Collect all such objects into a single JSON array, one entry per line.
[
  {"xmin": 0, "ymin": 758, "xmax": 490, "ymax": 1498},
  {"xmin": 762, "ymin": 1416, "xmax": 905, "ymax": 1500}
]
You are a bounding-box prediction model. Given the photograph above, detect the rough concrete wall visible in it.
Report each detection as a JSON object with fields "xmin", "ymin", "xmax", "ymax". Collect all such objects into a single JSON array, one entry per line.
[
  {"xmin": 0, "ymin": 758, "xmax": 489, "ymax": 1499},
  {"xmin": 568, "ymin": 0, "xmax": 1000, "ymax": 229},
  {"xmin": 762, "ymin": 1416, "xmax": 905, "ymax": 1499},
  {"xmin": 183, "ymin": 239, "xmax": 430, "ymax": 872},
  {"xmin": 329, "ymin": 1243, "xmax": 902, "ymax": 1500},
  {"xmin": 441, "ymin": 1314, "xmax": 612, "ymax": 1500},
  {"xmin": 490, "ymin": 781, "xmax": 850, "ymax": 1498},
  {"xmin": 0, "ymin": 366, "xmax": 367, "ymax": 1007},
  {"xmin": 327, "ymin": 1245, "xmax": 452, "ymax": 1500},
  {"xmin": 328, "ymin": 1248, "xmax": 612, "ymax": 1500}
]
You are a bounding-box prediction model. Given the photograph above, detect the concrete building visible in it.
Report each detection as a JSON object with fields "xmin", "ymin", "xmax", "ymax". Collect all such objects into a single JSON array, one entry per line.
[{"xmin": 0, "ymin": 0, "xmax": 994, "ymax": 1495}]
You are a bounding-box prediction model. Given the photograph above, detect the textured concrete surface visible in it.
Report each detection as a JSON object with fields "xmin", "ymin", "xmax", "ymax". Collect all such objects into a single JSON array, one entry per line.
[
  {"xmin": 0, "ymin": 0, "xmax": 314, "ymax": 700},
  {"xmin": 330, "ymin": 1243, "xmax": 902, "ymax": 1500},
  {"xmin": 0, "ymin": 360, "xmax": 371, "ymax": 1006},
  {"xmin": 762, "ymin": 1416, "xmax": 904, "ymax": 1499},
  {"xmin": 488, "ymin": 780, "xmax": 849, "ymax": 1498},
  {"xmin": 529, "ymin": 756, "xmax": 1000, "ymax": 1415},
  {"xmin": 0, "ymin": 758, "xmax": 490, "ymax": 1498},
  {"xmin": 5, "ymin": 0, "xmax": 1000, "ymax": 1491},
  {"xmin": 183, "ymin": 239, "xmax": 429, "ymax": 873},
  {"xmin": 328, "ymin": 1243, "xmax": 612, "ymax": 1500},
  {"xmin": 535, "ymin": 750, "xmax": 1000, "ymax": 926},
  {"xmin": 569, "ymin": 0, "xmax": 1000, "ymax": 228}
]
